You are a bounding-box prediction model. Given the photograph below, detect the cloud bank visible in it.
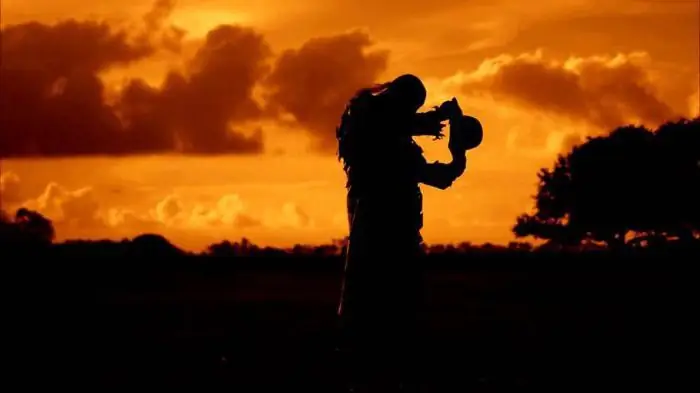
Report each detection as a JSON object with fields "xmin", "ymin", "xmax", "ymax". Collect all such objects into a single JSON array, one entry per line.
[
  {"xmin": 0, "ymin": 2, "xmax": 390, "ymax": 157},
  {"xmin": 1, "ymin": 2, "xmax": 689, "ymax": 157},
  {"xmin": 265, "ymin": 30, "xmax": 389, "ymax": 151},
  {"xmin": 457, "ymin": 50, "xmax": 679, "ymax": 130}
]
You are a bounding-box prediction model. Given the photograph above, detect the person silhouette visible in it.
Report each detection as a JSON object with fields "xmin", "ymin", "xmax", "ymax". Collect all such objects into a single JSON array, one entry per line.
[{"xmin": 335, "ymin": 74, "xmax": 476, "ymax": 392}]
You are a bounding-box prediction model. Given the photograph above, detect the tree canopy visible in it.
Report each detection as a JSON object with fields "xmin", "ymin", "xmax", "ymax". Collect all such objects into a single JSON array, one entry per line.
[
  {"xmin": 514, "ymin": 117, "xmax": 700, "ymax": 247},
  {"xmin": 1, "ymin": 207, "xmax": 56, "ymax": 250}
]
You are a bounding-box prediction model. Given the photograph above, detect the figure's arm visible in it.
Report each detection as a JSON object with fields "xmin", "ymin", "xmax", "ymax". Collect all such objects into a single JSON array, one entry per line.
[
  {"xmin": 418, "ymin": 152, "xmax": 467, "ymax": 190},
  {"xmin": 418, "ymin": 98, "xmax": 469, "ymax": 190}
]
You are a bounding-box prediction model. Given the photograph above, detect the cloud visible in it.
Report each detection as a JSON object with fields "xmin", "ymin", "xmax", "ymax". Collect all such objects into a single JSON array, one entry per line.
[
  {"xmin": 263, "ymin": 202, "xmax": 313, "ymax": 229},
  {"xmin": 280, "ymin": 202, "xmax": 311, "ymax": 228},
  {"xmin": 150, "ymin": 193, "xmax": 261, "ymax": 229},
  {"xmin": 139, "ymin": 0, "xmax": 186, "ymax": 53},
  {"xmin": 18, "ymin": 185, "xmax": 258, "ymax": 234},
  {"xmin": 189, "ymin": 194, "xmax": 261, "ymax": 228},
  {"xmin": 0, "ymin": 1, "xmax": 268, "ymax": 157},
  {"xmin": 106, "ymin": 208, "xmax": 156, "ymax": 229},
  {"xmin": 0, "ymin": 18, "xmax": 152, "ymax": 157},
  {"xmin": 10, "ymin": 178, "xmax": 155, "ymax": 233},
  {"xmin": 143, "ymin": 0, "xmax": 177, "ymax": 32},
  {"xmin": 0, "ymin": 3, "xmax": 404, "ymax": 156},
  {"xmin": 153, "ymin": 194, "xmax": 185, "ymax": 224},
  {"xmin": 265, "ymin": 30, "xmax": 389, "ymax": 151},
  {"xmin": 118, "ymin": 25, "xmax": 270, "ymax": 154},
  {"xmin": 6, "ymin": 174, "xmax": 306, "ymax": 236},
  {"xmin": 215, "ymin": 194, "xmax": 246, "ymax": 225},
  {"xmin": 21, "ymin": 183, "xmax": 102, "ymax": 226},
  {"xmin": 0, "ymin": 172, "xmax": 23, "ymax": 205},
  {"xmin": 457, "ymin": 50, "xmax": 679, "ymax": 131},
  {"xmin": 3, "ymin": 174, "xmax": 324, "ymax": 248}
]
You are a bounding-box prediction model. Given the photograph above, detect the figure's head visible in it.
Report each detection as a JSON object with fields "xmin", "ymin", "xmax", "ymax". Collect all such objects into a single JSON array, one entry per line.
[{"xmin": 381, "ymin": 74, "xmax": 427, "ymax": 114}]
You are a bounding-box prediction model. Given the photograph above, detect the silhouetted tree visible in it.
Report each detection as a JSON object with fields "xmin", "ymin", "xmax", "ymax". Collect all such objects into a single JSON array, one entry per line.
[
  {"xmin": 653, "ymin": 118, "xmax": 700, "ymax": 241},
  {"xmin": 514, "ymin": 117, "xmax": 700, "ymax": 247},
  {"xmin": 507, "ymin": 241, "xmax": 533, "ymax": 252},
  {"xmin": 332, "ymin": 237, "xmax": 349, "ymax": 256},
  {"xmin": 0, "ymin": 210, "xmax": 10, "ymax": 224},
  {"xmin": 130, "ymin": 233, "xmax": 183, "ymax": 257},
  {"xmin": 15, "ymin": 208, "xmax": 56, "ymax": 245},
  {"xmin": 0, "ymin": 208, "xmax": 55, "ymax": 254},
  {"xmin": 291, "ymin": 244, "xmax": 315, "ymax": 255},
  {"xmin": 206, "ymin": 238, "xmax": 260, "ymax": 257},
  {"xmin": 207, "ymin": 240, "xmax": 237, "ymax": 256}
]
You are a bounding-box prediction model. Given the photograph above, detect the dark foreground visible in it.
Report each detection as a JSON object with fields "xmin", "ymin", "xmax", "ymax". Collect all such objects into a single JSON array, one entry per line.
[{"xmin": 8, "ymin": 248, "xmax": 696, "ymax": 392}]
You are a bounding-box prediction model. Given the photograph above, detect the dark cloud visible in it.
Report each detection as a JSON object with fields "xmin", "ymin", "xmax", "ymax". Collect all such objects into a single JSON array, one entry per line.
[
  {"xmin": 143, "ymin": 0, "xmax": 177, "ymax": 32},
  {"xmin": 461, "ymin": 51, "xmax": 678, "ymax": 131},
  {"xmin": 0, "ymin": 20, "xmax": 153, "ymax": 75},
  {"xmin": 265, "ymin": 30, "xmax": 389, "ymax": 151},
  {"xmin": 0, "ymin": 4, "xmax": 268, "ymax": 157},
  {"xmin": 117, "ymin": 25, "xmax": 270, "ymax": 154},
  {"xmin": 0, "ymin": 2, "xmax": 396, "ymax": 156},
  {"xmin": 0, "ymin": 172, "xmax": 22, "ymax": 204},
  {"xmin": 0, "ymin": 19, "xmax": 152, "ymax": 157},
  {"xmin": 140, "ymin": 0, "xmax": 186, "ymax": 53}
]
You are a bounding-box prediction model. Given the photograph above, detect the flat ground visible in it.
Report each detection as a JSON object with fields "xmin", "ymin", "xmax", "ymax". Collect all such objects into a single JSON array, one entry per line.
[{"xmin": 9, "ymin": 253, "xmax": 694, "ymax": 391}]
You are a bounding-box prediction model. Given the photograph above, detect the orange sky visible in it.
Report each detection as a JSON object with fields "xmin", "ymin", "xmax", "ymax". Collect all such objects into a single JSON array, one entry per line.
[{"xmin": 1, "ymin": 0, "xmax": 698, "ymax": 250}]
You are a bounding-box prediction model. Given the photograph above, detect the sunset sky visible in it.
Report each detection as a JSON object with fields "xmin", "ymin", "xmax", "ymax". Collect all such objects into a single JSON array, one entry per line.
[{"xmin": 1, "ymin": 0, "xmax": 698, "ymax": 251}]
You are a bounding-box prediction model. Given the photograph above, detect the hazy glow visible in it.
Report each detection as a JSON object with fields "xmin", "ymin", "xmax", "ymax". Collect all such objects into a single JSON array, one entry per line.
[{"xmin": 169, "ymin": 8, "xmax": 251, "ymax": 37}]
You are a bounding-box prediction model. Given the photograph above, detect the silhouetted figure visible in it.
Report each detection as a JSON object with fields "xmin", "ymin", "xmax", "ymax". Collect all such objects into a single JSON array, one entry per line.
[{"xmin": 335, "ymin": 74, "xmax": 480, "ymax": 392}]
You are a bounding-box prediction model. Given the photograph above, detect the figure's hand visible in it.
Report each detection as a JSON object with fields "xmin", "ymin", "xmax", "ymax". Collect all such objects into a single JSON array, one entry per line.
[
  {"xmin": 423, "ymin": 119, "xmax": 446, "ymax": 136},
  {"xmin": 439, "ymin": 97, "xmax": 463, "ymax": 120},
  {"xmin": 411, "ymin": 113, "xmax": 446, "ymax": 138}
]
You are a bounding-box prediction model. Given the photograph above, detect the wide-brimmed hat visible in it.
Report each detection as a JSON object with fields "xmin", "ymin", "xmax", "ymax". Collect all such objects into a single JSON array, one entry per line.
[{"xmin": 451, "ymin": 115, "xmax": 483, "ymax": 151}]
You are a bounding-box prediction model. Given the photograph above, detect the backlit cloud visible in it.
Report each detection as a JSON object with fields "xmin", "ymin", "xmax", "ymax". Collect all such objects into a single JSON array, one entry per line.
[
  {"xmin": 22, "ymin": 183, "xmax": 102, "ymax": 226},
  {"xmin": 116, "ymin": 24, "xmax": 269, "ymax": 154},
  {"xmin": 265, "ymin": 30, "xmax": 389, "ymax": 151},
  {"xmin": 188, "ymin": 194, "xmax": 262, "ymax": 229},
  {"xmin": 153, "ymin": 194, "xmax": 185, "ymax": 224},
  {"xmin": 0, "ymin": 1, "xmax": 267, "ymax": 157},
  {"xmin": 262, "ymin": 202, "xmax": 313, "ymax": 229},
  {"xmin": 8, "ymin": 178, "xmax": 280, "ymax": 235},
  {"xmin": 139, "ymin": 0, "xmax": 186, "ymax": 53},
  {"xmin": 0, "ymin": 18, "xmax": 152, "ymax": 157},
  {"xmin": 457, "ymin": 50, "xmax": 679, "ymax": 131},
  {"xmin": 0, "ymin": 172, "xmax": 23, "ymax": 204}
]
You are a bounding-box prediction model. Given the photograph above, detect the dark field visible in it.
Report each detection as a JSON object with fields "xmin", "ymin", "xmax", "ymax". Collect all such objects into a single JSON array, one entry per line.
[{"xmin": 9, "ymin": 250, "xmax": 696, "ymax": 392}]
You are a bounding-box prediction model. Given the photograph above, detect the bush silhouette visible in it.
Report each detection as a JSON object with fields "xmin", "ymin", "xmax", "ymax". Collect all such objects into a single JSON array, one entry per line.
[
  {"xmin": 1, "ymin": 208, "xmax": 55, "ymax": 252},
  {"xmin": 514, "ymin": 117, "xmax": 700, "ymax": 247}
]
